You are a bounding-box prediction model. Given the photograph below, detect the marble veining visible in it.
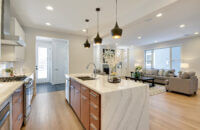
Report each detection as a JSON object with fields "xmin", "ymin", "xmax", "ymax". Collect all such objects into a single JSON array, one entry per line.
[{"xmin": 67, "ymin": 73, "xmax": 149, "ymax": 130}]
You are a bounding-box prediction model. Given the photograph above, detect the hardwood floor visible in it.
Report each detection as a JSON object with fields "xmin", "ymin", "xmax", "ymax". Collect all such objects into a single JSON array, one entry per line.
[
  {"xmin": 150, "ymin": 90, "xmax": 200, "ymax": 130},
  {"xmin": 22, "ymin": 91, "xmax": 83, "ymax": 130},
  {"xmin": 22, "ymin": 90, "xmax": 200, "ymax": 130}
]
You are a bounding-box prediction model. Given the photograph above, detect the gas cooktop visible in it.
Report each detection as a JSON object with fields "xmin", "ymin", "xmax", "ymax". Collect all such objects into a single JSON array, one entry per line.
[{"xmin": 0, "ymin": 75, "xmax": 27, "ymax": 82}]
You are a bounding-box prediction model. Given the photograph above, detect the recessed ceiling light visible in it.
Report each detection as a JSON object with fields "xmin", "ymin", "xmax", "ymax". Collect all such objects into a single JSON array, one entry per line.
[
  {"xmin": 154, "ymin": 40, "xmax": 158, "ymax": 43},
  {"xmin": 194, "ymin": 32, "xmax": 199, "ymax": 35},
  {"xmin": 45, "ymin": 22, "xmax": 51, "ymax": 26},
  {"xmin": 82, "ymin": 29, "xmax": 87, "ymax": 32},
  {"xmin": 156, "ymin": 13, "xmax": 163, "ymax": 18},
  {"xmin": 46, "ymin": 6, "xmax": 54, "ymax": 11},
  {"xmin": 179, "ymin": 24, "xmax": 185, "ymax": 28},
  {"xmin": 137, "ymin": 36, "xmax": 142, "ymax": 39}
]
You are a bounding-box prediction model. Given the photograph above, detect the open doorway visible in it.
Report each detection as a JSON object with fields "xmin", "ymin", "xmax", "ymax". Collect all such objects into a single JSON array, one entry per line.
[{"xmin": 36, "ymin": 36, "xmax": 69, "ymax": 93}]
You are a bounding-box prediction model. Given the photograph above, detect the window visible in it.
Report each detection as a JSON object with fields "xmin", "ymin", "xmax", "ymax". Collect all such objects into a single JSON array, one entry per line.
[
  {"xmin": 154, "ymin": 48, "xmax": 170, "ymax": 69},
  {"xmin": 145, "ymin": 46, "xmax": 181, "ymax": 74},
  {"xmin": 38, "ymin": 47, "xmax": 48, "ymax": 79},
  {"xmin": 145, "ymin": 50, "xmax": 153, "ymax": 68}
]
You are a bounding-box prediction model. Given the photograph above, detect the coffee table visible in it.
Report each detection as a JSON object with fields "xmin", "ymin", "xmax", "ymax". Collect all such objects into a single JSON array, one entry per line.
[{"xmin": 125, "ymin": 76, "xmax": 155, "ymax": 87}]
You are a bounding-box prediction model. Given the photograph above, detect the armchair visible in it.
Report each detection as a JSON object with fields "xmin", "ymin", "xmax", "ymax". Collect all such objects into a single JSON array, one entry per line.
[{"xmin": 166, "ymin": 74, "xmax": 198, "ymax": 95}]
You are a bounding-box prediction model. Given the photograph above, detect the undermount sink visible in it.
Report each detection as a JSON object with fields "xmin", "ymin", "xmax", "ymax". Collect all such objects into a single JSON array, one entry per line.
[{"xmin": 76, "ymin": 76, "xmax": 96, "ymax": 81}]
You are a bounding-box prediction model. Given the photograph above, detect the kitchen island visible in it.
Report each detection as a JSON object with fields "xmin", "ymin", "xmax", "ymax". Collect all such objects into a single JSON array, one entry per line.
[{"xmin": 65, "ymin": 74, "xmax": 149, "ymax": 130}]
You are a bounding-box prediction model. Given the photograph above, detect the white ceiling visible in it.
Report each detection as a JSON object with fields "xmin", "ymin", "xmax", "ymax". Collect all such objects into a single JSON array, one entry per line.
[
  {"xmin": 102, "ymin": 0, "xmax": 200, "ymax": 46},
  {"xmin": 11, "ymin": 0, "xmax": 177, "ymax": 36},
  {"xmin": 11, "ymin": 0, "xmax": 200, "ymax": 46}
]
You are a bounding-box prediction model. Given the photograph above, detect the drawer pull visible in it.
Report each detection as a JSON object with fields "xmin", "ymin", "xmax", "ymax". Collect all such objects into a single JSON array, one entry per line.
[
  {"xmin": 90, "ymin": 102, "xmax": 98, "ymax": 109},
  {"xmin": 82, "ymin": 87, "xmax": 87, "ymax": 91},
  {"xmin": 75, "ymin": 89, "xmax": 80, "ymax": 94},
  {"xmin": 71, "ymin": 86, "xmax": 74, "ymax": 89},
  {"xmin": 90, "ymin": 113, "xmax": 98, "ymax": 121},
  {"xmin": 90, "ymin": 92, "xmax": 97, "ymax": 98},
  {"xmin": 17, "ymin": 114, "xmax": 23, "ymax": 121},
  {"xmin": 18, "ymin": 98, "xmax": 22, "ymax": 103},
  {"xmin": 90, "ymin": 123, "xmax": 97, "ymax": 130},
  {"xmin": 81, "ymin": 95, "xmax": 87, "ymax": 100},
  {"xmin": 15, "ymin": 88, "xmax": 22, "ymax": 93}
]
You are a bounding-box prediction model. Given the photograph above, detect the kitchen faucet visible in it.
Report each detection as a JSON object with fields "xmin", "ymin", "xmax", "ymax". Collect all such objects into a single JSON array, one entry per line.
[{"xmin": 86, "ymin": 63, "xmax": 97, "ymax": 78}]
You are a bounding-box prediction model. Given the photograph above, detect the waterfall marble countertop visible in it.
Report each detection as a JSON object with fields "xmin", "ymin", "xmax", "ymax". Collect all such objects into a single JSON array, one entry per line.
[
  {"xmin": 66, "ymin": 73, "xmax": 148, "ymax": 94},
  {"xmin": 66, "ymin": 73, "xmax": 149, "ymax": 130},
  {"xmin": 0, "ymin": 81, "xmax": 24, "ymax": 106}
]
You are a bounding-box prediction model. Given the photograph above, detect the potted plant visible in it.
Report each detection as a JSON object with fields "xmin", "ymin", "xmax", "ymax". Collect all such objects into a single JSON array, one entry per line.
[
  {"xmin": 5, "ymin": 68, "xmax": 14, "ymax": 77},
  {"xmin": 134, "ymin": 66, "xmax": 142, "ymax": 78}
]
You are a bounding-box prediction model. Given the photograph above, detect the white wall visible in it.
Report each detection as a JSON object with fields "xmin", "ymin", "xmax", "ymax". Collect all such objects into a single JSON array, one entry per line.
[
  {"xmin": 23, "ymin": 27, "xmax": 93, "ymax": 74},
  {"xmin": 129, "ymin": 36, "xmax": 200, "ymax": 86}
]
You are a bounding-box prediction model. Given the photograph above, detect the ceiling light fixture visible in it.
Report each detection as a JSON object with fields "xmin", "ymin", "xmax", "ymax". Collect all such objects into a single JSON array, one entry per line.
[
  {"xmin": 179, "ymin": 24, "xmax": 185, "ymax": 28},
  {"xmin": 156, "ymin": 13, "xmax": 163, "ymax": 17},
  {"xmin": 94, "ymin": 8, "xmax": 102, "ymax": 44},
  {"xmin": 82, "ymin": 29, "xmax": 87, "ymax": 32},
  {"xmin": 111, "ymin": 0, "xmax": 122, "ymax": 39},
  {"xmin": 194, "ymin": 32, "xmax": 199, "ymax": 35},
  {"xmin": 46, "ymin": 6, "xmax": 54, "ymax": 11},
  {"xmin": 154, "ymin": 40, "xmax": 158, "ymax": 43},
  {"xmin": 45, "ymin": 22, "xmax": 51, "ymax": 26},
  {"xmin": 84, "ymin": 19, "xmax": 91, "ymax": 48},
  {"xmin": 137, "ymin": 36, "xmax": 142, "ymax": 39}
]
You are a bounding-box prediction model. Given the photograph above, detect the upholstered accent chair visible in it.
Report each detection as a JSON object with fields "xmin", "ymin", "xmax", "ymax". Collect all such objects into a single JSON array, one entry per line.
[{"xmin": 166, "ymin": 72, "xmax": 198, "ymax": 95}]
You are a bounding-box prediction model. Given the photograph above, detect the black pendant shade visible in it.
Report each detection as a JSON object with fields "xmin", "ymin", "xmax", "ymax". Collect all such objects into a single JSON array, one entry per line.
[
  {"xmin": 111, "ymin": 0, "xmax": 122, "ymax": 39},
  {"xmin": 94, "ymin": 8, "xmax": 102, "ymax": 44},
  {"xmin": 94, "ymin": 33, "xmax": 102, "ymax": 44},
  {"xmin": 84, "ymin": 19, "xmax": 91, "ymax": 48},
  {"xmin": 111, "ymin": 22, "xmax": 122, "ymax": 39},
  {"xmin": 84, "ymin": 39, "xmax": 90, "ymax": 48}
]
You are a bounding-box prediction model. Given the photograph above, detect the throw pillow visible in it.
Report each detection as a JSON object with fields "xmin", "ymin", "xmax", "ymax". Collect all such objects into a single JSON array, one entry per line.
[
  {"xmin": 158, "ymin": 70, "xmax": 164, "ymax": 76},
  {"xmin": 181, "ymin": 72, "xmax": 190, "ymax": 79},
  {"xmin": 164, "ymin": 71, "xmax": 169, "ymax": 77}
]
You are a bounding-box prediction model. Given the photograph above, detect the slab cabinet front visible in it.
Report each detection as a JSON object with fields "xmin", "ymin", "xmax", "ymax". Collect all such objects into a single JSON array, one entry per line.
[{"xmin": 70, "ymin": 79, "xmax": 100, "ymax": 130}]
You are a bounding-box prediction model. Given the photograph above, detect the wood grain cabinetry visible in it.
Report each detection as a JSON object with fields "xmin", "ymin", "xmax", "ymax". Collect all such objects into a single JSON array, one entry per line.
[
  {"xmin": 70, "ymin": 79, "xmax": 101, "ymax": 130},
  {"xmin": 12, "ymin": 85, "xmax": 24, "ymax": 130}
]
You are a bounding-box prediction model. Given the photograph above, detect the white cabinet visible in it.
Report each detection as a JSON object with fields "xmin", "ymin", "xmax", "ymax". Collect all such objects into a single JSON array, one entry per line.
[{"xmin": 0, "ymin": 45, "xmax": 25, "ymax": 61}]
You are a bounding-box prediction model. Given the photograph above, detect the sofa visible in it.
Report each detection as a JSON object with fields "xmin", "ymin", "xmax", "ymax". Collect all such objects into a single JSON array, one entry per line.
[
  {"xmin": 141, "ymin": 68, "xmax": 176, "ymax": 85},
  {"xmin": 166, "ymin": 72, "xmax": 198, "ymax": 95}
]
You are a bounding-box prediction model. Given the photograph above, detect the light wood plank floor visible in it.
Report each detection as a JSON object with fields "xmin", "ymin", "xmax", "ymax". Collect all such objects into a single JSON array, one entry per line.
[{"xmin": 22, "ymin": 90, "xmax": 200, "ymax": 130}]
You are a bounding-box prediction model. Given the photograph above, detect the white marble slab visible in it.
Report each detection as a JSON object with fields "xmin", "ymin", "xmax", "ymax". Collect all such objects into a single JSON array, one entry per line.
[
  {"xmin": 0, "ymin": 81, "xmax": 24, "ymax": 106},
  {"xmin": 67, "ymin": 73, "xmax": 149, "ymax": 130}
]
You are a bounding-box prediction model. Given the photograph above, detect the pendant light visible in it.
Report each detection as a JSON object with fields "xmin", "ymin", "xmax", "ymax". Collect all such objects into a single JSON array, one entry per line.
[
  {"xmin": 94, "ymin": 8, "xmax": 102, "ymax": 44},
  {"xmin": 84, "ymin": 19, "xmax": 90, "ymax": 48},
  {"xmin": 111, "ymin": 0, "xmax": 122, "ymax": 39}
]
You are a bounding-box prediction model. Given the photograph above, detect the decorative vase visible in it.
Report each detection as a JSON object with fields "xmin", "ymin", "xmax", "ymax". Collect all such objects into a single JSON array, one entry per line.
[
  {"xmin": 108, "ymin": 67, "xmax": 121, "ymax": 83},
  {"xmin": 134, "ymin": 72, "xmax": 141, "ymax": 79}
]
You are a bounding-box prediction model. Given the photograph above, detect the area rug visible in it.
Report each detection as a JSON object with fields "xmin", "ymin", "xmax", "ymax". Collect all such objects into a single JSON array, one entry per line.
[{"xmin": 149, "ymin": 85, "xmax": 166, "ymax": 96}]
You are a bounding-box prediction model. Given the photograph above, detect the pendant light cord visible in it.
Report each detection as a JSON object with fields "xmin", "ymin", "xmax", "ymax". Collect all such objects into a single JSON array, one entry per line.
[
  {"xmin": 85, "ymin": 19, "xmax": 89, "ymax": 39},
  {"xmin": 97, "ymin": 9, "xmax": 100, "ymax": 33},
  {"xmin": 116, "ymin": 0, "xmax": 118, "ymax": 22}
]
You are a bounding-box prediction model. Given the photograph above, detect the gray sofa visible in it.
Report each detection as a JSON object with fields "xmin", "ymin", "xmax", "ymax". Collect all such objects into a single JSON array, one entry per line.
[
  {"xmin": 141, "ymin": 68, "xmax": 175, "ymax": 85},
  {"xmin": 166, "ymin": 72, "xmax": 198, "ymax": 95}
]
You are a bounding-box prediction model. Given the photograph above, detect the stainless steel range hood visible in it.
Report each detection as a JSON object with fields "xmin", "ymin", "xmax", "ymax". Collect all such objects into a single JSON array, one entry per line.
[{"xmin": 1, "ymin": 0, "xmax": 26, "ymax": 46}]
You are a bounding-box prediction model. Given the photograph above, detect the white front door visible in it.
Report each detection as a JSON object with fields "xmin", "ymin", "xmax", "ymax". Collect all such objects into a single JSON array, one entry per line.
[
  {"xmin": 36, "ymin": 42, "xmax": 52, "ymax": 83},
  {"xmin": 52, "ymin": 39, "xmax": 69, "ymax": 84}
]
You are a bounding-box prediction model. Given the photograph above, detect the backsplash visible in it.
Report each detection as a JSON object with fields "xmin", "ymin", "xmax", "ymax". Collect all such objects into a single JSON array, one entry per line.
[{"xmin": 0, "ymin": 61, "xmax": 24, "ymax": 77}]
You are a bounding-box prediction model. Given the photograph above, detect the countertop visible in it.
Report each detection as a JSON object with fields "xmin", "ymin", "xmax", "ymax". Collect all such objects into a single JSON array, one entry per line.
[
  {"xmin": 66, "ymin": 73, "xmax": 148, "ymax": 94},
  {"xmin": 0, "ymin": 81, "xmax": 24, "ymax": 106}
]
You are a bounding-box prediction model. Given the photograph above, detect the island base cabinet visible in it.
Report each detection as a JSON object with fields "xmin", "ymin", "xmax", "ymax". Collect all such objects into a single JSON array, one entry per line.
[
  {"xmin": 70, "ymin": 79, "xmax": 100, "ymax": 130},
  {"xmin": 80, "ymin": 94, "xmax": 89, "ymax": 130}
]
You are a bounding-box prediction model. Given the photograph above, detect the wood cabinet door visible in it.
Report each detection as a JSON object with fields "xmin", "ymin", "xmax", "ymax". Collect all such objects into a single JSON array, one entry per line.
[
  {"xmin": 74, "ymin": 88, "xmax": 80, "ymax": 118},
  {"xmin": 70, "ymin": 86, "xmax": 75, "ymax": 109},
  {"xmin": 81, "ymin": 94, "xmax": 89, "ymax": 130}
]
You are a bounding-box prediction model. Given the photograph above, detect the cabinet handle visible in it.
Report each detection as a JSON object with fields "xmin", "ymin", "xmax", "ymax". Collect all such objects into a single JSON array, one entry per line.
[
  {"xmin": 15, "ymin": 88, "xmax": 22, "ymax": 93},
  {"xmin": 71, "ymin": 86, "xmax": 74, "ymax": 89},
  {"xmin": 90, "ymin": 113, "xmax": 98, "ymax": 121},
  {"xmin": 90, "ymin": 102, "xmax": 98, "ymax": 109},
  {"xmin": 75, "ymin": 89, "xmax": 80, "ymax": 94},
  {"xmin": 81, "ymin": 95, "xmax": 87, "ymax": 100},
  {"xmin": 18, "ymin": 98, "xmax": 22, "ymax": 103},
  {"xmin": 82, "ymin": 87, "xmax": 87, "ymax": 91},
  {"xmin": 90, "ymin": 92, "xmax": 97, "ymax": 98},
  {"xmin": 17, "ymin": 114, "xmax": 23, "ymax": 121},
  {"xmin": 90, "ymin": 123, "xmax": 97, "ymax": 130}
]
